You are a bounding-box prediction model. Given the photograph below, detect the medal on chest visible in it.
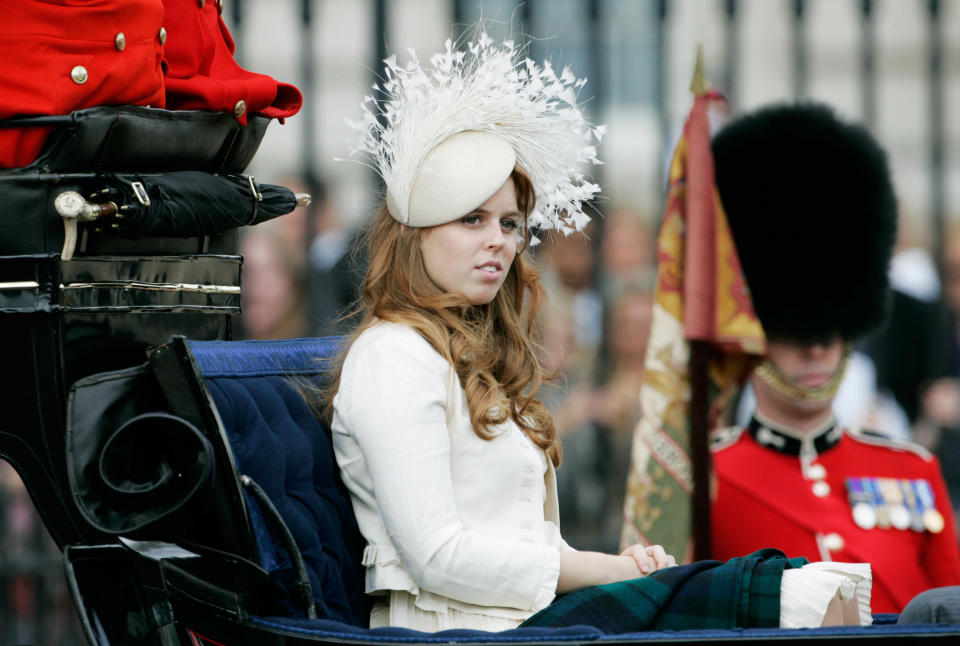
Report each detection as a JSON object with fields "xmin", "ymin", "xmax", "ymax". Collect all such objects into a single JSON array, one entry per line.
[{"xmin": 845, "ymin": 476, "xmax": 944, "ymax": 534}]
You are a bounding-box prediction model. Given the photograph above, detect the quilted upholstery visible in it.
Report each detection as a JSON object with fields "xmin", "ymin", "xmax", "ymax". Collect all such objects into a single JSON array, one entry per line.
[{"xmin": 188, "ymin": 338, "xmax": 370, "ymax": 625}]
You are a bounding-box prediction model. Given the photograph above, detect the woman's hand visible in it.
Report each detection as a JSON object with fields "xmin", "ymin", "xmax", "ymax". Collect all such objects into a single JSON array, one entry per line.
[
  {"xmin": 557, "ymin": 545, "xmax": 677, "ymax": 593},
  {"xmin": 620, "ymin": 544, "xmax": 676, "ymax": 575}
]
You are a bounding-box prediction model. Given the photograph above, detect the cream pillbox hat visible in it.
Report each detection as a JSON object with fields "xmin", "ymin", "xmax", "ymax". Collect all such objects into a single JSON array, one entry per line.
[
  {"xmin": 385, "ymin": 130, "xmax": 515, "ymax": 228},
  {"xmin": 343, "ymin": 31, "xmax": 604, "ymax": 238}
]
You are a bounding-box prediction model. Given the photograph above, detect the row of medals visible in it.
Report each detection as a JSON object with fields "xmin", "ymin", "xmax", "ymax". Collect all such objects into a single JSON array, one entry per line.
[{"xmin": 845, "ymin": 477, "xmax": 944, "ymax": 533}]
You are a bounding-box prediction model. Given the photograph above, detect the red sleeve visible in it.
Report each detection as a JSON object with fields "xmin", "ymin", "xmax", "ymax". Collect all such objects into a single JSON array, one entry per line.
[
  {"xmin": 162, "ymin": 0, "xmax": 302, "ymax": 123},
  {"xmin": 924, "ymin": 455, "xmax": 960, "ymax": 587}
]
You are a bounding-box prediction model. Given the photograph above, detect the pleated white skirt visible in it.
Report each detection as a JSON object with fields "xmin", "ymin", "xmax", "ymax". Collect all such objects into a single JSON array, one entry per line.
[{"xmin": 369, "ymin": 590, "xmax": 526, "ymax": 632}]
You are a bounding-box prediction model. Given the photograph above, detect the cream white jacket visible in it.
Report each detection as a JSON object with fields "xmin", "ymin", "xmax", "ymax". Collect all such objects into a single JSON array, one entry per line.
[{"xmin": 331, "ymin": 321, "xmax": 571, "ymax": 624}]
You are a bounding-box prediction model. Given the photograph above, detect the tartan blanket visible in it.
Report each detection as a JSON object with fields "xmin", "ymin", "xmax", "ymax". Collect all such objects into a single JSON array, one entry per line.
[{"xmin": 521, "ymin": 549, "xmax": 808, "ymax": 632}]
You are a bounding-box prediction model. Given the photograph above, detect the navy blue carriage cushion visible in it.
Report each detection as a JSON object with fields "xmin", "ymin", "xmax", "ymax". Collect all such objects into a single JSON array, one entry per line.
[{"xmin": 187, "ymin": 337, "xmax": 370, "ymax": 626}]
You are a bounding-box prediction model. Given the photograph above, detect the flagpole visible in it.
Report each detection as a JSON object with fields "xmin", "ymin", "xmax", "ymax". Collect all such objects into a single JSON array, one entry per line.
[
  {"xmin": 688, "ymin": 46, "xmax": 712, "ymax": 562},
  {"xmin": 690, "ymin": 341, "xmax": 711, "ymax": 561}
]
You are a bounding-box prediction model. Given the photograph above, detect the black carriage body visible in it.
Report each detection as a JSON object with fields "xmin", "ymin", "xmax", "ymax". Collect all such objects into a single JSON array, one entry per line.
[{"xmin": 0, "ymin": 106, "xmax": 262, "ymax": 551}]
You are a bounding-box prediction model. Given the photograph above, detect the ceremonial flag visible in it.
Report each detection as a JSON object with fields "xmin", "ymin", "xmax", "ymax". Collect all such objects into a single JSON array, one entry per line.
[{"xmin": 620, "ymin": 52, "xmax": 766, "ymax": 562}]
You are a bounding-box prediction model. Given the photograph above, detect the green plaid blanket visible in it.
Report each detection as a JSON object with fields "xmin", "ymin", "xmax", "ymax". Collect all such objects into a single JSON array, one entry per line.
[{"xmin": 521, "ymin": 549, "xmax": 808, "ymax": 632}]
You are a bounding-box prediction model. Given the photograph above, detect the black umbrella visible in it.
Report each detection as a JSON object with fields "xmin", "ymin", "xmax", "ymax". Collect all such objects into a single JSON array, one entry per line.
[{"xmin": 97, "ymin": 171, "xmax": 309, "ymax": 238}]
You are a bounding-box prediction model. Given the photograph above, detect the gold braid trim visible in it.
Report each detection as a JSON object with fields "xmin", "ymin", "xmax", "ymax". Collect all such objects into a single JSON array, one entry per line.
[{"xmin": 754, "ymin": 347, "xmax": 850, "ymax": 403}]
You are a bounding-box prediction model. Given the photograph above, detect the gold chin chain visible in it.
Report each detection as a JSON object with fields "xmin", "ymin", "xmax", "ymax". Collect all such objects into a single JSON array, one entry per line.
[{"xmin": 754, "ymin": 347, "xmax": 850, "ymax": 403}]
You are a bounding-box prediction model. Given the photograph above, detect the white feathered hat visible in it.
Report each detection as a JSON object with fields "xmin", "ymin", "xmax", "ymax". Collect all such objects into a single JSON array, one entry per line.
[{"xmin": 344, "ymin": 32, "xmax": 605, "ymax": 239}]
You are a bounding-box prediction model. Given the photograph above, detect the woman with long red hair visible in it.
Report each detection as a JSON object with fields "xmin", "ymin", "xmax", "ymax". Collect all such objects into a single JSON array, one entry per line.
[{"xmin": 312, "ymin": 33, "xmax": 674, "ymax": 631}]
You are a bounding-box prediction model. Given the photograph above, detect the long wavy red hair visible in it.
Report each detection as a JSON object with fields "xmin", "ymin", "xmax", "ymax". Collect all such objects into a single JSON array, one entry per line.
[{"xmin": 317, "ymin": 167, "xmax": 560, "ymax": 465}]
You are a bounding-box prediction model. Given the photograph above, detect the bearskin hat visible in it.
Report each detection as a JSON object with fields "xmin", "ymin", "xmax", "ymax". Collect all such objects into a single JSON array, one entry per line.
[{"xmin": 712, "ymin": 102, "xmax": 897, "ymax": 342}]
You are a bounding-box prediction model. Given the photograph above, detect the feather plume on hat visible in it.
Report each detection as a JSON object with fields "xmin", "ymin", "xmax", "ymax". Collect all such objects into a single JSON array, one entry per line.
[{"xmin": 343, "ymin": 31, "xmax": 605, "ymax": 240}]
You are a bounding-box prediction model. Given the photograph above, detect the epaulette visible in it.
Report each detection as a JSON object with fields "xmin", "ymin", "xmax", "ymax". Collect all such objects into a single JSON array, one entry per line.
[
  {"xmin": 846, "ymin": 427, "xmax": 932, "ymax": 461},
  {"xmin": 710, "ymin": 425, "xmax": 744, "ymax": 452}
]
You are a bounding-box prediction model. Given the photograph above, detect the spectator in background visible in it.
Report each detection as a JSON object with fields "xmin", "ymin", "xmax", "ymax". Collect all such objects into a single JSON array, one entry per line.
[
  {"xmin": 871, "ymin": 246, "xmax": 951, "ymax": 428},
  {"xmin": 534, "ymin": 225, "xmax": 605, "ymax": 550},
  {"xmin": 911, "ymin": 229, "xmax": 960, "ymax": 519},
  {"xmin": 305, "ymin": 180, "xmax": 365, "ymax": 337},
  {"xmin": 535, "ymin": 224, "xmax": 603, "ymax": 388},
  {"xmin": 593, "ymin": 288, "xmax": 654, "ymax": 430},
  {"xmin": 262, "ymin": 175, "xmax": 365, "ymax": 337},
  {"xmin": 239, "ymin": 222, "xmax": 308, "ymax": 339},
  {"xmin": 541, "ymin": 208, "xmax": 658, "ymax": 553},
  {"xmin": 598, "ymin": 208, "xmax": 655, "ymax": 298},
  {"xmin": 556, "ymin": 286, "xmax": 654, "ymax": 553}
]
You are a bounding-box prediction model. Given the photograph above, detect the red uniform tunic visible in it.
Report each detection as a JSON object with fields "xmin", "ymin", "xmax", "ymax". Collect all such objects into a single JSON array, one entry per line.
[
  {"xmin": 0, "ymin": 0, "xmax": 302, "ymax": 169},
  {"xmin": 0, "ymin": 0, "xmax": 166, "ymax": 168},
  {"xmin": 711, "ymin": 421, "xmax": 960, "ymax": 613}
]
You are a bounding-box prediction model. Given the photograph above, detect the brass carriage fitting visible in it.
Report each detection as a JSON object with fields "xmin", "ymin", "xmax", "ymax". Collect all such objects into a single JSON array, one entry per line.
[
  {"xmin": 54, "ymin": 191, "xmax": 117, "ymax": 261},
  {"xmin": 247, "ymin": 175, "xmax": 263, "ymax": 202}
]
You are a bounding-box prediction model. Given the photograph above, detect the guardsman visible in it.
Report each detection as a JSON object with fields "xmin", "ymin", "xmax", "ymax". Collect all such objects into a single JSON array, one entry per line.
[{"xmin": 708, "ymin": 103, "xmax": 960, "ymax": 614}]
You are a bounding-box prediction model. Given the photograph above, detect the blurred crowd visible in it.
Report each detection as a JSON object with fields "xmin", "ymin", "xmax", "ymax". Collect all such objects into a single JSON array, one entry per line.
[
  {"xmin": 0, "ymin": 462, "xmax": 81, "ymax": 644},
  {"xmin": 236, "ymin": 182, "xmax": 960, "ymax": 557}
]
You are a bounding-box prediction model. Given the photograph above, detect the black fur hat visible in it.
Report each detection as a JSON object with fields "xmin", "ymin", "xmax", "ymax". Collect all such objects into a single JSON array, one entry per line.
[{"xmin": 712, "ymin": 102, "xmax": 897, "ymax": 342}]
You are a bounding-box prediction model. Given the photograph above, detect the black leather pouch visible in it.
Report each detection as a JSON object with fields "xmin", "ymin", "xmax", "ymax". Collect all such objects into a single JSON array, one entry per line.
[{"xmin": 67, "ymin": 364, "xmax": 215, "ymax": 538}]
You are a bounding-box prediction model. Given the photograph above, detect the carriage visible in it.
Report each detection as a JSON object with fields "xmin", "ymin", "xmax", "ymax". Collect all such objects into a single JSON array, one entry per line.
[{"xmin": 0, "ymin": 103, "xmax": 958, "ymax": 646}]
